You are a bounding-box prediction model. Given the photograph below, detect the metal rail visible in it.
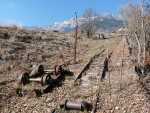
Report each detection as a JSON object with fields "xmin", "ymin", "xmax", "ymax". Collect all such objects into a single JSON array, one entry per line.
[
  {"xmin": 91, "ymin": 51, "xmax": 113, "ymax": 113},
  {"xmin": 74, "ymin": 49, "xmax": 105, "ymax": 83}
]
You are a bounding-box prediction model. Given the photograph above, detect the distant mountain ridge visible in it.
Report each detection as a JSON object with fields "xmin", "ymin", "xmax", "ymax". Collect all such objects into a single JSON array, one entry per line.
[
  {"xmin": 50, "ymin": 15, "xmax": 124, "ymax": 32},
  {"xmin": 0, "ymin": 15, "xmax": 123, "ymax": 32}
]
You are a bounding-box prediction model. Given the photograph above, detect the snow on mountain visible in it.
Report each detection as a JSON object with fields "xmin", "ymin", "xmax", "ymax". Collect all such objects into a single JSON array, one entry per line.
[
  {"xmin": 50, "ymin": 15, "xmax": 123, "ymax": 32},
  {"xmin": 50, "ymin": 16, "xmax": 97, "ymax": 32}
]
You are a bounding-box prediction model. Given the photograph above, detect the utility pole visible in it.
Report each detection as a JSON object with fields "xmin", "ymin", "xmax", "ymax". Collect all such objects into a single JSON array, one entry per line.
[
  {"xmin": 74, "ymin": 12, "xmax": 78, "ymax": 63},
  {"xmin": 141, "ymin": 0, "xmax": 146, "ymax": 66}
]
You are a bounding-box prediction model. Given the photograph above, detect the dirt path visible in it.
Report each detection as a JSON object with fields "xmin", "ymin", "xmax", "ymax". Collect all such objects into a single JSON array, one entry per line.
[{"xmin": 99, "ymin": 38, "xmax": 150, "ymax": 113}]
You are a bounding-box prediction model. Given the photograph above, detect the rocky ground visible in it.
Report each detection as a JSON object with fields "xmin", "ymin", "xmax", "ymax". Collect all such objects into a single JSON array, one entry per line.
[{"xmin": 0, "ymin": 26, "xmax": 149, "ymax": 113}]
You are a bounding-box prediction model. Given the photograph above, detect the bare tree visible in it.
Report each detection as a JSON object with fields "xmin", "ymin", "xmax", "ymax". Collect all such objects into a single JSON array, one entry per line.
[
  {"xmin": 81, "ymin": 8, "xmax": 97, "ymax": 38},
  {"xmin": 121, "ymin": 4, "xmax": 142, "ymax": 64},
  {"xmin": 121, "ymin": 1, "xmax": 150, "ymax": 67}
]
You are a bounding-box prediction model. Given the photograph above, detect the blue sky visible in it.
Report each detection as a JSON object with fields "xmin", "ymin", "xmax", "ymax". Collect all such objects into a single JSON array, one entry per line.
[{"xmin": 0, "ymin": 0, "xmax": 137, "ymax": 27}]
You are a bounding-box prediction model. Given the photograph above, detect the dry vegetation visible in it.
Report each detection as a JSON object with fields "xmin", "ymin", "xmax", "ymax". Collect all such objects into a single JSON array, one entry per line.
[
  {"xmin": 0, "ymin": 26, "xmax": 119, "ymax": 112},
  {"xmin": 0, "ymin": 1, "xmax": 150, "ymax": 113},
  {"xmin": 0, "ymin": 25, "xmax": 149, "ymax": 113}
]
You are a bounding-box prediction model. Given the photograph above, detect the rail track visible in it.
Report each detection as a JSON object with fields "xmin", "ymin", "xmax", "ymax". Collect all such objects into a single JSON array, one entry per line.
[
  {"xmin": 52, "ymin": 48, "xmax": 114, "ymax": 113},
  {"xmin": 74, "ymin": 49, "xmax": 106, "ymax": 96}
]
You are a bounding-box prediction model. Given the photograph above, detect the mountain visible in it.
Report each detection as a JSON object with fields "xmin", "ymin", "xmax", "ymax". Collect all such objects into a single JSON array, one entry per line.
[
  {"xmin": 50, "ymin": 15, "xmax": 124, "ymax": 32},
  {"xmin": 94, "ymin": 15, "xmax": 123, "ymax": 32}
]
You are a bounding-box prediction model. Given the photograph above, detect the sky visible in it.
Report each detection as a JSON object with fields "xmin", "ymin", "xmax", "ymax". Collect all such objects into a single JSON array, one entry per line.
[{"xmin": 0, "ymin": 0, "xmax": 137, "ymax": 27}]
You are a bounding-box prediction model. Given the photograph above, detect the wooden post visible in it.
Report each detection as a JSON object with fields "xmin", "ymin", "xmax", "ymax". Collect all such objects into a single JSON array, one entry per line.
[
  {"xmin": 107, "ymin": 49, "xmax": 112, "ymax": 104},
  {"xmin": 120, "ymin": 38, "xmax": 125, "ymax": 90},
  {"xmin": 74, "ymin": 12, "xmax": 78, "ymax": 64}
]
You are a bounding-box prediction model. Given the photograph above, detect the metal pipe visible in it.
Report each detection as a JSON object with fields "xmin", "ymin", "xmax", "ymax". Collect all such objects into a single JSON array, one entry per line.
[
  {"xmin": 44, "ymin": 69, "xmax": 53, "ymax": 72},
  {"xmin": 29, "ymin": 78, "xmax": 42, "ymax": 82},
  {"xmin": 65, "ymin": 100, "xmax": 82, "ymax": 110},
  {"xmin": 60, "ymin": 100, "xmax": 92, "ymax": 111},
  {"xmin": 44, "ymin": 69, "xmax": 54, "ymax": 74},
  {"xmin": 29, "ymin": 74, "xmax": 51, "ymax": 86}
]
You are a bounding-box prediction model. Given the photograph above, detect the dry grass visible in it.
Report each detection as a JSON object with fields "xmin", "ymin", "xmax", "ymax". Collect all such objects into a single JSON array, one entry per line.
[{"xmin": 0, "ymin": 27, "xmax": 149, "ymax": 113}]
